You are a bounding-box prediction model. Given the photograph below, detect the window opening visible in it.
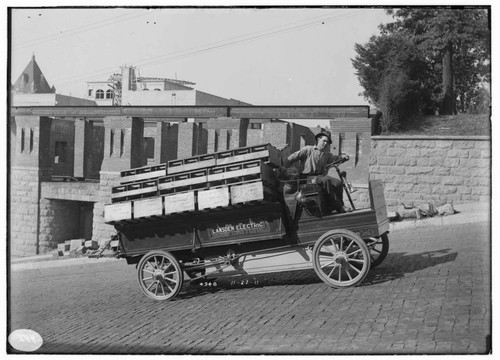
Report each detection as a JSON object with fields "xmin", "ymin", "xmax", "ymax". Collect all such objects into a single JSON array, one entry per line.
[
  {"xmin": 96, "ymin": 89, "xmax": 104, "ymax": 99},
  {"xmin": 144, "ymin": 137, "xmax": 155, "ymax": 159},
  {"xmin": 54, "ymin": 141, "xmax": 67, "ymax": 163}
]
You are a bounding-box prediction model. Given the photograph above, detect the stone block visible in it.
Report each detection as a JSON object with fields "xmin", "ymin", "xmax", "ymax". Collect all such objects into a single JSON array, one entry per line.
[
  {"xmin": 456, "ymin": 186, "xmax": 472, "ymax": 196},
  {"xmin": 443, "ymin": 158, "xmax": 460, "ymax": 168},
  {"xmin": 434, "ymin": 168, "xmax": 451, "ymax": 176},
  {"xmin": 426, "ymin": 149, "xmax": 447, "ymax": 158},
  {"xmin": 471, "ymin": 187, "xmax": 490, "ymax": 196},
  {"xmin": 377, "ymin": 157, "xmax": 397, "ymax": 166},
  {"xmin": 467, "ymin": 149, "xmax": 483, "ymax": 159},
  {"xmin": 413, "ymin": 184, "xmax": 432, "ymax": 194},
  {"xmin": 405, "ymin": 167, "xmax": 434, "ymax": 175},
  {"xmin": 386, "ymin": 148, "xmax": 407, "ymax": 157},
  {"xmin": 452, "ymin": 140, "xmax": 475, "ymax": 149},
  {"xmin": 460, "ymin": 195, "xmax": 480, "ymax": 202},
  {"xmin": 435, "ymin": 141, "xmax": 453, "ymax": 149},
  {"xmin": 442, "ymin": 177, "xmax": 465, "ymax": 186},
  {"xmin": 447, "ymin": 149, "xmax": 469, "ymax": 158},
  {"xmin": 57, "ymin": 243, "xmax": 66, "ymax": 256},
  {"xmin": 396, "ymin": 157, "xmax": 418, "ymax": 166},
  {"xmin": 61, "ymin": 242, "xmax": 71, "ymax": 255},
  {"xmin": 414, "ymin": 142, "xmax": 435, "ymax": 149}
]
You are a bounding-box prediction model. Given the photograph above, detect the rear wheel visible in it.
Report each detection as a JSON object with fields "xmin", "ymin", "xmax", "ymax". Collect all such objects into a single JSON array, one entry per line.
[
  {"xmin": 137, "ymin": 250, "xmax": 183, "ymax": 301},
  {"xmin": 312, "ymin": 229, "xmax": 371, "ymax": 288},
  {"xmin": 365, "ymin": 233, "xmax": 389, "ymax": 268}
]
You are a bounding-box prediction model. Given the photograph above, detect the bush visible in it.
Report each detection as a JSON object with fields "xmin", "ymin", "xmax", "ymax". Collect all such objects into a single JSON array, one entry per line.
[{"xmin": 377, "ymin": 69, "xmax": 428, "ymax": 133}]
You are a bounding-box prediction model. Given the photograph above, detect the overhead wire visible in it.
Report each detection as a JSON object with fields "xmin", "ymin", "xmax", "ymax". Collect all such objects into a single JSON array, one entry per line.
[
  {"xmin": 38, "ymin": 9, "xmax": 367, "ymax": 88},
  {"xmin": 12, "ymin": 9, "xmax": 155, "ymax": 50}
]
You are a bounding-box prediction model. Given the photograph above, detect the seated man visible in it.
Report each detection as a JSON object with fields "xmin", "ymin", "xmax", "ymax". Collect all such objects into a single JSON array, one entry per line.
[{"xmin": 283, "ymin": 132, "xmax": 350, "ymax": 213}]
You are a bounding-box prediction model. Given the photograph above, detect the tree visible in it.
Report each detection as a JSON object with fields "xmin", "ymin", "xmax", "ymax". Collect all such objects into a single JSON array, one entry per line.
[
  {"xmin": 381, "ymin": 7, "xmax": 490, "ymax": 115},
  {"xmin": 352, "ymin": 33, "xmax": 431, "ymax": 131}
]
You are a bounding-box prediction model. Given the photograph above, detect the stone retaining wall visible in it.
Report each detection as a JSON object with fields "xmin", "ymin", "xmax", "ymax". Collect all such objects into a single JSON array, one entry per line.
[
  {"xmin": 92, "ymin": 172, "xmax": 121, "ymax": 243},
  {"xmin": 370, "ymin": 136, "xmax": 491, "ymax": 211},
  {"xmin": 10, "ymin": 167, "xmax": 50, "ymax": 256}
]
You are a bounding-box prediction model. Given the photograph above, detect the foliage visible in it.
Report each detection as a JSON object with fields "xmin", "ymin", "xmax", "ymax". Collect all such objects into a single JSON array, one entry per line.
[
  {"xmin": 383, "ymin": 113, "xmax": 490, "ymax": 136},
  {"xmin": 353, "ymin": 33, "xmax": 431, "ymax": 131},
  {"xmin": 352, "ymin": 7, "xmax": 490, "ymax": 131}
]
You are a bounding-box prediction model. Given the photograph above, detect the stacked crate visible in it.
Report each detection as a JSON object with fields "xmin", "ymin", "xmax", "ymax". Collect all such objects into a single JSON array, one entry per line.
[{"xmin": 104, "ymin": 144, "xmax": 282, "ymax": 223}]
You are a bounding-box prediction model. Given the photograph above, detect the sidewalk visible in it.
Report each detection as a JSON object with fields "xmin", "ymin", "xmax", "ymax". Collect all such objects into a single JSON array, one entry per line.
[
  {"xmin": 10, "ymin": 201, "xmax": 490, "ymax": 272},
  {"xmin": 389, "ymin": 201, "xmax": 490, "ymax": 231}
]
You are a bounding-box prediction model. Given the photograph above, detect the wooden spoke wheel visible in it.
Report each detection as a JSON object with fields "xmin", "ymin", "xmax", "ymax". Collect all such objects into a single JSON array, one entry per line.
[
  {"xmin": 365, "ymin": 233, "xmax": 389, "ymax": 269},
  {"xmin": 137, "ymin": 251, "xmax": 183, "ymax": 301},
  {"xmin": 312, "ymin": 230, "xmax": 371, "ymax": 288}
]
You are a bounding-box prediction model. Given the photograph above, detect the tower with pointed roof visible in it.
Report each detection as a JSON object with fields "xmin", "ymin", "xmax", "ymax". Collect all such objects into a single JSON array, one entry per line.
[{"xmin": 12, "ymin": 54, "xmax": 55, "ymax": 94}]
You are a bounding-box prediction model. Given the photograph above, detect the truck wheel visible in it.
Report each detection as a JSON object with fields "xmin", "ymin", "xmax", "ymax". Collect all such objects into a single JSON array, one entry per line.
[
  {"xmin": 137, "ymin": 250, "xmax": 183, "ymax": 301},
  {"xmin": 312, "ymin": 229, "xmax": 371, "ymax": 288},
  {"xmin": 365, "ymin": 233, "xmax": 389, "ymax": 269}
]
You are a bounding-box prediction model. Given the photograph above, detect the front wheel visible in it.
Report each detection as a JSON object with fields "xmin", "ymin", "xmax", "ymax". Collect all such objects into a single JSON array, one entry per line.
[
  {"xmin": 137, "ymin": 250, "xmax": 184, "ymax": 301},
  {"xmin": 312, "ymin": 229, "xmax": 371, "ymax": 288}
]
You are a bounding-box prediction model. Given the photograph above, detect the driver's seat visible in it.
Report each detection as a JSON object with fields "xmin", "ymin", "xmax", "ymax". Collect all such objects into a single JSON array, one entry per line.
[{"xmin": 295, "ymin": 182, "xmax": 329, "ymax": 217}]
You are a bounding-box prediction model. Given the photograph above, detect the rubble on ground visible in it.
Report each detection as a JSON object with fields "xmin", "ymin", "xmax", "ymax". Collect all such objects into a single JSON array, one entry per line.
[
  {"xmin": 55, "ymin": 236, "xmax": 120, "ymax": 259},
  {"xmin": 393, "ymin": 201, "xmax": 456, "ymax": 221}
]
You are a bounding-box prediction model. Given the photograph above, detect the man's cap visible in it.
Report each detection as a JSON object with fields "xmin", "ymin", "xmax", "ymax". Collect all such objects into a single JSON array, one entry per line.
[{"xmin": 315, "ymin": 132, "xmax": 332, "ymax": 144}]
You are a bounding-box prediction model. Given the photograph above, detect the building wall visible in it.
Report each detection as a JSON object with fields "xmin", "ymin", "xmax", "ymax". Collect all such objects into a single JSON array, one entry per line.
[
  {"xmin": 122, "ymin": 89, "xmax": 196, "ymax": 106},
  {"xmin": 85, "ymin": 82, "xmax": 114, "ymax": 105},
  {"xmin": 263, "ymin": 122, "xmax": 291, "ymax": 149},
  {"xmin": 247, "ymin": 129, "xmax": 264, "ymax": 147},
  {"xmin": 370, "ymin": 136, "xmax": 491, "ymax": 211},
  {"xmin": 290, "ymin": 123, "xmax": 316, "ymax": 152}
]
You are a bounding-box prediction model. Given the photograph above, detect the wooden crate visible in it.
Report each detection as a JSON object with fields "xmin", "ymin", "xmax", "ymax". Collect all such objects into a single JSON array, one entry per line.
[
  {"xmin": 198, "ymin": 186, "xmax": 230, "ymax": 210},
  {"xmin": 104, "ymin": 202, "xmax": 132, "ymax": 222},
  {"xmin": 207, "ymin": 160, "xmax": 276, "ymax": 184},
  {"xmin": 164, "ymin": 192, "xmax": 196, "ymax": 214},
  {"xmin": 158, "ymin": 169, "xmax": 208, "ymax": 193},
  {"xmin": 120, "ymin": 164, "xmax": 167, "ymax": 184},
  {"xmin": 230, "ymin": 181, "xmax": 277, "ymax": 204},
  {"xmin": 85, "ymin": 240, "xmax": 99, "ymax": 250},
  {"xmin": 111, "ymin": 179, "xmax": 158, "ymax": 202},
  {"xmin": 133, "ymin": 197, "xmax": 163, "ymax": 218},
  {"xmin": 216, "ymin": 144, "xmax": 281, "ymax": 167},
  {"xmin": 168, "ymin": 154, "xmax": 216, "ymax": 174}
]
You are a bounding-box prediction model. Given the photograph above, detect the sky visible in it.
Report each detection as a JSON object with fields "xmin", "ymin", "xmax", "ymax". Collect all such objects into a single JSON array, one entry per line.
[{"xmin": 9, "ymin": 6, "xmax": 392, "ymax": 127}]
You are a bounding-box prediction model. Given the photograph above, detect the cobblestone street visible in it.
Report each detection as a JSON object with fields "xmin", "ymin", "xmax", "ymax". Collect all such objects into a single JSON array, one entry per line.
[{"xmin": 9, "ymin": 222, "xmax": 491, "ymax": 355}]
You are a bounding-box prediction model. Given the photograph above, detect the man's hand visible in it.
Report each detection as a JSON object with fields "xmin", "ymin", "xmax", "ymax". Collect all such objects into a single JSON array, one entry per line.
[{"xmin": 341, "ymin": 153, "xmax": 350, "ymax": 161}]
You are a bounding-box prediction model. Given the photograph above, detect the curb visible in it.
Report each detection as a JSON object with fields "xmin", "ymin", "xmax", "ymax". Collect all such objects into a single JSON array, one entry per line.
[
  {"xmin": 10, "ymin": 255, "xmax": 119, "ymax": 272},
  {"xmin": 389, "ymin": 211, "xmax": 490, "ymax": 231}
]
